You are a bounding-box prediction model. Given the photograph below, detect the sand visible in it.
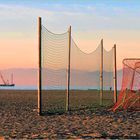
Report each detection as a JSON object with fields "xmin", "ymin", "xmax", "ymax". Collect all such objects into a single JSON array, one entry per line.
[{"xmin": 0, "ymin": 90, "xmax": 139, "ymax": 139}]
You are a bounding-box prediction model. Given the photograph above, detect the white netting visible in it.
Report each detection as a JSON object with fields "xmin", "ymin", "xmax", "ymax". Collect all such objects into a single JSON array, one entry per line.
[
  {"xmin": 103, "ymin": 47, "xmax": 114, "ymax": 105},
  {"xmin": 41, "ymin": 25, "xmax": 115, "ymax": 112},
  {"xmin": 41, "ymin": 25, "xmax": 68, "ymax": 112},
  {"xmin": 70, "ymin": 38, "xmax": 101, "ymax": 90},
  {"xmin": 41, "ymin": 26, "xmax": 68, "ymax": 89},
  {"xmin": 69, "ymin": 39, "xmax": 114, "ymax": 110}
]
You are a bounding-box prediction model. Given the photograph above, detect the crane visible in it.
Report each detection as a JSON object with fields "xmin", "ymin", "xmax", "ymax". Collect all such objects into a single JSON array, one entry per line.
[
  {"xmin": 0, "ymin": 72, "xmax": 15, "ymax": 86},
  {"xmin": 0, "ymin": 72, "xmax": 8, "ymax": 85}
]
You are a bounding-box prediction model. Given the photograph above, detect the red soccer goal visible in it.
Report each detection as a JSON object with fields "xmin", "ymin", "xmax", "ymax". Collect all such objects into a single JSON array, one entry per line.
[{"xmin": 112, "ymin": 58, "xmax": 140, "ymax": 111}]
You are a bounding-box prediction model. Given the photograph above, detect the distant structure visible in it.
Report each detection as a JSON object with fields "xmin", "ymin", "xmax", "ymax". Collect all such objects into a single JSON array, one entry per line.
[{"xmin": 0, "ymin": 72, "xmax": 15, "ymax": 86}]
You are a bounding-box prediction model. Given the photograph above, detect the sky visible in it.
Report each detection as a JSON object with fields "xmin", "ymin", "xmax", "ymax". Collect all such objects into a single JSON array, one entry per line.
[{"xmin": 0, "ymin": 0, "xmax": 140, "ymax": 70}]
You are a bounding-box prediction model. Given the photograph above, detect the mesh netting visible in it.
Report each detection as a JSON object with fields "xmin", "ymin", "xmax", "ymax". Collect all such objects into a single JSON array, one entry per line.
[
  {"xmin": 41, "ymin": 25, "xmax": 115, "ymax": 112},
  {"xmin": 103, "ymin": 48, "xmax": 114, "ymax": 105},
  {"xmin": 69, "ymin": 39, "xmax": 114, "ymax": 110},
  {"xmin": 112, "ymin": 58, "xmax": 140, "ymax": 111},
  {"xmin": 41, "ymin": 25, "xmax": 68, "ymax": 112},
  {"xmin": 70, "ymin": 39, "xmax": 101, "ymax": 110},
  {"xmin": 70, "ymin": 38, "xmax": 101, "ymax": 89}
]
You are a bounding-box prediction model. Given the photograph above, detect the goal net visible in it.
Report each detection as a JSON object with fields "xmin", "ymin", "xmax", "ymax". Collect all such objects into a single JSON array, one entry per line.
[{"xmin": 112, "ymin": 58, "xmax": 140, "ymax": 111}]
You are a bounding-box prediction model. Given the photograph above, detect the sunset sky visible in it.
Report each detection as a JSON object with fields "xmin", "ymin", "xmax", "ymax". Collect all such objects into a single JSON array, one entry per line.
[{"xmin": 0, "ymin": 0, "xmax": 140, "ymax": 70}]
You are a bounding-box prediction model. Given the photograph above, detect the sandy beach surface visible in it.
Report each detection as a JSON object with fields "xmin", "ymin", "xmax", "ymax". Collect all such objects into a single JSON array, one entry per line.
[{"xmin": 0, "ymin": 90, "xmax": 139, "ymax": 139}]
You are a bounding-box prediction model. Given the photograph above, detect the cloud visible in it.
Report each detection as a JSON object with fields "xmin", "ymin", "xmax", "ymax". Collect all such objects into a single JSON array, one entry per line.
[
  {"xmin": 1, "ymin": 2, "xmax": 140, "ymax": 32},
  {"xmin": 0, "ymin": 4, "xmax": 53, "ymax": 18},
  {"xmin": 0, "ymin": 1, "xmax": 140, "ymax": 70}
]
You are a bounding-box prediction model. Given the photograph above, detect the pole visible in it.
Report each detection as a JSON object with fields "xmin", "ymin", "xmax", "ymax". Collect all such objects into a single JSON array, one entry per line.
[
  {"xmin": 113, "ymin": 44, "xmax": 117, "ymax": 103},
  {"xmin": 38, "ymin": 17, "xmax": 42, "ymax": 115},
  {"xmin": 130, "ymin": 62, "xmax": 140, "ymax": 90},
  {"xmin": 100, "ymin": 39, "xmax": 103, "ymax": 105},
  {"xmin": 66, "ymin": 26, "xmax": 71, "ymax": 112}
]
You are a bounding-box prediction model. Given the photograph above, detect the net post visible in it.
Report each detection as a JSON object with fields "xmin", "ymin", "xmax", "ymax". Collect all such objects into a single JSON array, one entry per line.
[
  {"xmin": 66, "ymin": 26, "xmax": 71, "ymax": 112},
  {"xmin": 113, "ymin": 44, "xmax": 117, "ymax": 103},
  {"xmin": 38, "ymin": 17, "xmax": 42, "ymax": 115},
  {"xmin": 100, "ymin": 39, "xmax": 103, "ymax": 105},
  {"xmin": 130, "ymin": 64, "xmax": 136, "ymax": 90}
]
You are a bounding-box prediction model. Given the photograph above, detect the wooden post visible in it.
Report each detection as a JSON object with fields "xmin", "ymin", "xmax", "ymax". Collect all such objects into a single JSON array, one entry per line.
[
  {"xmin": 113, "ymin": 44, "xmax": 117, "ymax": 103},
  {"xmin": 66, "ymin": 26, "xmax": 71, "ymax": 112},
  {"xmin": 100, "ymin": 39, "xmax": 103, "ymax": 105},
  {"xmin": 130, "ymin": 61, "xmax": 140, "ymax": 90},
  {"xmin": 38, "ymin": 17, "xmax": 42, "ymax": 115},
  {"xmin": 130, "ymin": 69, "xmax": 136, "ymax": 90}
]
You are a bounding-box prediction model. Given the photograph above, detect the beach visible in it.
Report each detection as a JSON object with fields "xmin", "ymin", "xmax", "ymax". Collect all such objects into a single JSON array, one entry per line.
[{"xmin": 0, "ymin": 90, "xmax": 139, "ymax": 139}]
